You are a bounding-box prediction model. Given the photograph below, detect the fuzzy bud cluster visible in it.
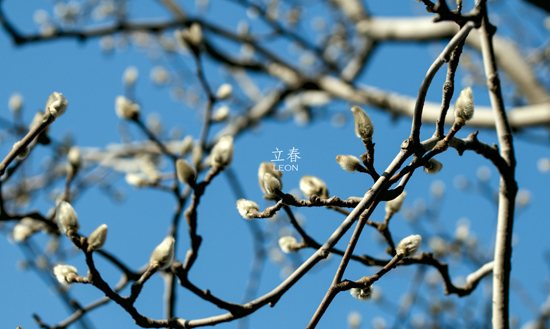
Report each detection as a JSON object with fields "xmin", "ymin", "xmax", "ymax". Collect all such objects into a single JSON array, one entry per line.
[
  {"xmin": 236, "ymin": 199, "xmax": 260, "ymax": 219},
  {"xmin": 350, "ymin": 106, "xmax": 374, "ymax": 140},
  {"xmin": 299, "ymin": 175, "xmax": 329, "ymax": 199},
  {"xmin": 150, "ymin": 237, "xmax": 175, "ymax": 270},
  {"xmin": 45, "ymin": 92, "xmax": 68, "ymax": 118},
  {"xmin": 396, "ymin": 234, "xmax": 422, "ymax": 258}
]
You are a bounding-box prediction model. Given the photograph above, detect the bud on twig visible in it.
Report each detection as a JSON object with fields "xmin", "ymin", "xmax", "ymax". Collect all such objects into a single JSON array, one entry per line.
[
  {"xmin": 423, "ymin": 159, "xmax": 443, "ymax": 175},
  {"xmin": 299, "ymin": 175, "xmax": 329, "ymax": 199},
  {"xmin": 125, "ymin": 173, "xmax": 147, "ymax": 187},
  {"xmin": 115, "ymin": 96, "xmax": 140, "ymax": 120},
  {"xmin": 175, "ymin": 23, "xmax": 203, "ymax": 54},
  {"xmin": 454, "ymin": 87, "xmax": 474, "ymax": 125},
  {"xmin": 263, "ymin": 173, "xmax": 282, "ymax": 195},
  {"xmin": 87, "ymin": 224, "xmax": 108, "ymax": 252},
  {"xmin": 385, "ymin": 191, "xmax": 406, "ymax": 215},
  {"xmin": 336, "ymin": 155, "xmax": 364, "ymax": 173},
  {"xmin": 236, "ymin": 199, "xmax": 260, "ymax": 219},
  {"xmin": 350, "ymin": 106, "xmax": 374, "ymax": 140},
  {"xmin": 212, "ymin": 106, "xmax": 229, "ymax": 122},
  {"xmin": 278, "ymin": 236, "xmax": 298, "ymax": 253},
  {"xmin": 216, "ymin": 84, "xmax": 233, "ymax": 100},
  {"xmin": 9, "ymin": 93, "xmax": 23, "ymax": 114},
  {"xmin": 396, "ymin": 234, "xmax": 422, "ymax": 258},
  {"xmin": 176, "ymin": 159, "xmax": 196, "ymax": 185},
  {"xmin": 67, "ymin": 146, "xmax": 82, "ymax": 169},
  {"xmin": 150, "ymin": 237, "xmax": 175, "ymax": 270},
  {"xmin": 56, "ymin": 201, "xmax": 80, "ymax": 236},
  {"xmin": 53, "ymin": 264, "xmax": 78, "ymax": 284},
  {"xmin": 45, "ymin": 92, "xmax": 68, "ymax": 118},
  {"xmin": 258, "ymin": 162, "xmax": 282, "ymax": 194},
  {"xmin": 211, "ymin": 135, "xmax": 234, "ymax": 169},
  {"xmin": 13, "ymin": 141, "xmax": 30, "ymax": 160},
  {"xmin": 350, "ymin": 286, "xmax": 373, "ymax": 301}
]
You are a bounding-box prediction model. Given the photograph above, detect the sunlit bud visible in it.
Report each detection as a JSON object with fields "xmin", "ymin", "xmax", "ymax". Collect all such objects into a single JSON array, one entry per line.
[
  {"xmin": 67, "ymin": 146, "xmax": 82, "ymax": 169},
  {"xmin": 299, "ymin": 175, "xmax": 328, "ymax": 199},
  {"xmin": 454, "ymin": 87, "xmax": 474, "ymax": 124},
  {"xmin": 176, "ymin": 159, "xmax": 196, "ymax": 185},
  {"xmin": 150, "ymin": 66, "xmax": 170, "ymax": 85},
  {"xmin": 191, "ymin": 144, "xmax": 203, "ymax": 170},
  {"xmin": 258, "ymin": 162, "xmax": 282, "ymax": 194},
  {"xmin": 123, "ymin": 66, "xmax": 138, "ymax": 86},
  {"xmin": 336, "ymin": 155, "xmax": 363, "ymax": 172},
  {"xmin": 87, "ymin": 224, "xmax": 108, "ymax": 251},
  {"xmin": 348, "ymin": 311, "xmax": 362, "ymax": 329},
  {"xmin": 278, "ymin": 236, "xmax": 298, "ymax": 253},
  {"xmin": 140, "ymin": 158, "xmax": 161, "ymax": 183},
  {"xmin": 216, "ymin": 83, "xmax": 233, "ymax": 100},
  {"xmin": 423, "ymin": 159, "xmax": 443, "ymax": 175},
  {"xmin": 429, "ymin": 236, "xmax": 448, "ymax": 257},
  {"xmin": 263, "ymin": 173, "xmax": 282, "ymax": 195},
  {"xmin": 181, "ymin": 136, "xmax": 194, "ymax": 156},
  {"xmin": 125, "ymin": 173, "xmax": 147, "ymax": 187},
  {"xmin": 385, "ymin": 191, "xmax": 407, "ymax": 215},
  {"xmin": 350, "ymin": 106, "xmax": 374, "ymax": 140},
  {"xmin": 12, "ymin": 223, "xmax": 33, "ymax": 242},
  {"xmin": 174, "ymin": 23, "xmax": 203, "ymax": 51},
  {"xmin": 13, "ymin": 141, "xmax": 30, "ymax": 160},
  {"xmin": 150, "ymin": 236, "xmax": 175, "ymax": 270},
  {"xmin": 53, "ymin": 264, "xmax": 79, "ymax": 284},
  {"xmin": 57, "ymin": 201, "xmax": 80, "ymax": 235},
  {"xmin": 45, "ymin": 92, "xmax": 68, "ymax": 118},
  {"xmin": 236, "ymin": 199, "xmax": 260, "ymax": 219},
  {"xmin": 430, "ymin": 180, "xmax": 445, "ymax": 197},
  {"xmin": 396, "ymin": 234, "xmax": 422, "ymax": 258},
  {"xmin": 115, "ymin": 96, "xmax": 140, "ymax": 120},
  {"xmin": 9, "ymin": 93, "xmax": 23, "ymax": 114},
  {"xmin": 350, "ymin": 286, "xmax": 373, "ymax": 301},
  {"xmin": 211, "ymin": 135, "xmax": 234, "ymax": 169},
  {"xmin": 212, "ymin": 106, "xmax": 229, "ymax": 122},
  {"xmin": 455, "ymin": 221, "xmax": 469, "ymax": 242}
]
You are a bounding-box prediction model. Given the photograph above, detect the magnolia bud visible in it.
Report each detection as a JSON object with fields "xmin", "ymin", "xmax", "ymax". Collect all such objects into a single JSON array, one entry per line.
[
  {"xmin": 45, "ymin": 92, "xmax": 68, "ymax": 118},
  {"xmin": 150, "ymin": 237, "xmax": 175, "ymax": 270},
  {"xmin": 350, "ymin": 106, "xmax": 374, "ymax": 140},
  {"xmin": 278, "ymin": 236, "xmax": 298, "ymax": 253},
  {"xmin": 115, "ymin": 96, "xmax": 140, "ymax": 120},
  {"xmin": 88, "ymin": 224, "xmax": 108, "ymax": 251},
  {"xmin": 385, "ymin": 191, "xmax": 407, "ymax": 215},
  {"xmin": 336, "ymin": 155, "xmax": 363, "ymax": 172},
  {"xmin": 181, "ymin": 136, "xmax": 194, "ymax": 156},
  {"xmin": 175, "ymin": 23, "xmax": 202, "ymax": 52},
  {"xmin": 56, "ymin": 201, "xmax": 80, "ymax": 235},
  {"xmin": 258, "ymin": 162, "xmax": 282, "ymax": 194},
  {"xmin": 176, "ymin": 159, "xmax": 196, "ymax": 185},
  {"xmin": 299, "ymin": 175, "xmax": 328, "ymax": 199},
  {"xmin": 236, "ymin": 199, "xmax": 260, "ymax": 219},
  {"xmin": 125, "ymin": 173, "xmax": 147, "ymax": 187},
  {"xmin": 216, "ymin": 84, "xmax": 233, "ymax": 100},
  {"xmin": 67, "ymin": 146, "xmax": 82, "ymax": 169},
  {"xmin": 396, "ymin": 234, "xmax": 422, "ymax": 258},
  {"xmin": 263, "ymin": 173, "xmax": 282, "ymax": 195},
  {"xmin": 350, "ymin": 286, "xmax": 373, "ymax": 301},
  {"xmin": 191, "ymin": 144, "xmax": 203, "ymax": 171},
  {"xmin": 211, "ymin": 135, "xmax": 234, "ymax": 169},
  {"xmin": 13, "ymin": 141, "xmax": 30, "ymax": 160},
  {"xmin": 212, "ymin": 106, "xmax": 230, "ymax": 122},
  {"xmin": 454, "ymin": 87, "xmax": 474, "ymax": 124},
  {"xmin": 123, "ymin": 66, "xmax": 139, "ymax": 86},
  {"xmin": 53, "ymin": 264, "xmax": 78, "ymax": 284},
  {"xmin": 12, "ymin": 223, "xmax": 33, "ymax": 242},
  {"xmin": 9, "ymin": 93, "xmax": 23, "ymax": 114},
  {"xmin": 423, "ymin": 159, "xmax": 443, "ymax": 175}
]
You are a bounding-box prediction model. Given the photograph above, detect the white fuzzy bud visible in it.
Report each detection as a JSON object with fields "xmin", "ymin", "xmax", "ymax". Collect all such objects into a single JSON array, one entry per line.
[
  {"xmin": 263, "ymin": 173, "xmax": 282, "ymax": 195},
  {"xmin": 115, "ymin": 96, "xmax": 140, "ymax": 120},
  {"xmin": 216, "ymin": 84, "xmax": 233, "ymax": 100},
  {"xmin": 236, "ymin": 199, "xmax": 260, "ymax": 219},
  {"xmin": 336, "ymin": 155, "xmax": 362, "ymax": 172},
  {"xmin": 299, "ymin": 175, "xmax": 329, "ymax": 199},
  {"xmin": 150, "ymin": 66, "xmax": 170, "ymax": 85},
  {"xmin": 350, "ymin": 106, "xmax": 374, "ymax": 140},
  {"xmin": 385, "ymin": 191, "xmax": 407, "ymax": 215},
  {"xmin": 56, "ymin": 201, "xmax": 80, "ymax": 235},
  {"xmin": 9, "ymin": 93, "xmax": 23, "ymax": 114},
  {"xmin": 176, "ymin": 159, "xmax": 196, "ymax": 185},
  {"xmin": 88, "ymin": 224, "xmax": 108, "ymax": 251},
  {"xmin": 396, "ymin": 234, "xmax": 422, "ymax": 258},
  {"xmin": 423, "ymin": 159, "xmax": 443, "ymax": 175},
  {"xmin": 140, "ymin": 158, "xmax": 160, "ymax": 183},
  {"xmin": 258, "ymin": 162, "xmax": 282, "ymax": 194},
  {"xmin": 123, "ymin": 66, "xmax": 138, "ymax": 86},
  {"xmin": 191, "ymin": 144, "xmax": 203, "ymax": 171},
  {"xmin": 150, "ymin": 237, "xmax": 175, "ymax": 270},
  {"xmin": 125, "ymin": 173, "xmax": 147, "ymax": 187},
  {"xmin": 278, "ymin": 236, "xmax": 298, "ymax": 253},
  {"xmin": 454, "ymin": 87, "xmax": 474, "ymax": 123},
  {"xmin": 350, "ymin": 286, "xmax": 373, "ymax": 301},
  {"xmin": 67, "ymin": 146, "xmax": 81, "ymax": 168},
  {"xmin": 13, "ymin": 223, "xmax": 33, "ymax": 242},
  {"xmin": 53, "ymin": 264, "xmax": 78, "ymax": 284},
  {"xmin": 175, "ymin": 23, "xmax": 203, "ymax": 50},
  {"xmin": 348, "ymin": 311, "xmax": 362, "ymax": 329},
  {"xmin": 181, "ymin": 136, "xmax": 194, "ymax": 156},
  {"xmin": 212, "ymin": 106, "xmax": 229, "ymax": 122},
  {"xmin": 13, "ymin": 141, "xmax": 30, "ymax": 160},
  {"xmin": 45, "ymin": 92, "xmax": 68, "ymax": 118},
  {"xmin": 211, "ymin": 135, "xmax": 234, "ymax": 169}
]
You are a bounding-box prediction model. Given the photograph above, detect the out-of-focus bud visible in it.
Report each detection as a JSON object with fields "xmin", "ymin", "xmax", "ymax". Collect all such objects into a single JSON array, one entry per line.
[
  {"xmin": 350, "ymin": 286, "xmax": 373, "ymax": 302},
  {"xmin": 9, "ymin": 93, "xmax": 23, "ymax": 114},
  {"xmin": 115, "ymin": 96, "xmax": 140, "ymax": 120},
  {"xmin": 87, "ymin": 224, "xmax": 108, "ymax": 251},
  {"xmin": 150, "ymin": 236, "xmax": 175, "ymax": 270},
  {"xmin": 174, "ymin": 23, "xmax": 203, "ymax": 54},
  {"xmin": 454, "ymin": 87, "xmax": 474, "ymax": 125},
  {"xmin": 278, "ymin": 236, "xmax": 298, "ymax": 253},
  {"xmin": 150, "ymin": 66, "xmax": 170, "ymax": 85},
  {"xmin": 216, "ymin": 84, "xmax": 233, "ymax": 100},
  {"xmin": 348, "ymin": 311, "xmax": 362, "ymax": 329},
  {"xmin": 350, "ymin": 106, "xmax": 374, "ymax": 140},
  {"xmin": 140, "ymin": 158, "xmax": 161, "ymax": 184},
  {"xmin": 176, "ymin": 159, "xmax": 196, "ymax": 185},
  {"xmin": 299, "ymin": 175, "xmax": 328, "ymax": 199},
  {"xmin": 56, "ymin": 201, "xmax": 80, "ymax": 236},
  {"xmin": 67, "ymin": 146, "xmax": 82, "ymax": 169},
  {"xmin": 13, "ymin": 141, "xmax": 30, "ymax": 160},
  {"xmin": 45, "ymin": 92, "xmax": 68, "ymax": 118},
  {"xmin": 258, "ymin": 162, "xmax": 282, "ymax": 194},
  {"xmin": 423, "ymin": 159, "xmax": 443, "ymax": 175},
  {"xmin": 53, "ymin": 264, "xmax": 78, "ymax": 284},
  {"xmin": 236, "ymin": 199, "xmax": 260, "ymax": 219},
  {"xmin": 123, "ymin": 66, "xmax": 138, "ymax": 86},
  {"xmin": 12, "ymin": 222, "xmax": 33, "ymax": 242},
  {"xmin": 191, "ymin": 144, "xmax": 203, "ymax": 171},
  {"xmin": 210, "ymin": 135, "xmax": 234, "ymax": 169},
  {"xmin": 125, "ymin": 173, "xmax": 147, "ymax": 187},
  {"xmin": 212, "ymin": 106, "xmax": 229, "ymax": 122},
  {"xmin": 181, "ymin": 136, "xmax": 194, "ymax": 156},
  {"xmin": 396, "ymin": 234, "xmax": 422, "ymax": 258},
  {"xmin": 336, "ymin": 155, "xmax": 363, "ymax": 172},
  {"xmin": 385, "ymin": 191, "xmax": 406, "ymax": 215},
  {"xmin": 263, "ymin": 173, "xmax": 282, "ymax": 195}
]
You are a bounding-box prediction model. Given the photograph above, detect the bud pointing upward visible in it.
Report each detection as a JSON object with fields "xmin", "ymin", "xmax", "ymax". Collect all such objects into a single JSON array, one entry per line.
[{"xmin": 350, "ymin": 106, "xmax": 374, "ymax": 140}]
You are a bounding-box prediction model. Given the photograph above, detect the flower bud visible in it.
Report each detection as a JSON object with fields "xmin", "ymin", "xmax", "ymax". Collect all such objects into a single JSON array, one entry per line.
[
  {"xmin": 12, "ymin": 223, "xmax": 33, "ymax": 242},
  {"xmin": 454, "ymin": 87, "xmax": 474, "ymax": 124},
  {"xmin": 175, "ymin": 23, "xmax": 202, "ymax": 52},
  {"xmin": 396, "ymin": 234, "xmax": 422, "ymax": 258},
  {"xmin": 176, "ymin": 159, "xmax": 196, "ymax": 185},
  {"xmin": 67, "ymin": 146, "xmax": 82, "ymax": 169},
  {"xmin": 56, "ymin": 201, "xmax": 80, "ymax": 235},
  {"xmin": 210, "ymin": 135, "xmax": 234, "ymax": 169},
  {"xmin": 263, "ymin": 173, "xmax": 282, "ymax": 195},
  {"xmin": 88, "ymin": 224, "xmax": 108, "ymax": 251},
  {"xmin": 115, "ymin": 96, "xmax": 140, "ymax": 120},
  {"xmin": 299, "ymin": 175, "xmax": 328, "ymax": 199},
  {"xmin": 150, "ymin": 236, "xmax": 175, "ymax": 270},
  {"xmin": 278, "ymin": 236, "xmax": 298, "ymax": 253},
  {"xmin": 53, "ymin": 264, "xmax": 78, "ymax": 284},
  {"xmin": 212, "ymin": 106, "xmax": 229, "ymax": 122},
  {"xmin": 181, "ymin": 136, "xmax": 194, "ymax": 156},
  {"xmin": 385, "ymin": 191, "xmax": 407, "ymax": 215},
  {"xmin": 123, "ymin": 66, "xmax": 138, "ymax": 86},
  {"xmin": 216, "ymin": 84, "xmax": 233, "ymax": 100},
  {"xmin": 9, "ymin": 93, "xmax": 23, "ymax": 114},
  {"xmin": 236, "ymin": 199, "xmax": 260, "ymax": 219},
  {"xmin": 350, "ymin": 286, "xmax": 373, "ymax": 301},
  {"xmin": 258, "ymin": 162, "xmax": 282, "ymax": 194},
  {"xmin": 423, "ymin": 159, "xmax": 443, "ymax": 175},
  {"xmin": 140, "ymin": 158, "xmax": 161, "ymax": 183},
  {"xmin": 45, "ymin": 92, "xmax": 68, "ymax": 118},
  {"xmin": 13, "ymin": 141, "xmax": 30, "ymax": 160},
  {"xmin": 350, "ymin": 106, "xmax": 374, "ymax": 140},
  {"xmin": 336, "ymin": 155, "xmax": 363, "ymax": 172},
  {"xmin": 125, "ymin": 173, "xmax": 147, "ymax": 187},
  {"xmin": 191, "ymin": 144, "xmax": 203, "ymax": 171}
]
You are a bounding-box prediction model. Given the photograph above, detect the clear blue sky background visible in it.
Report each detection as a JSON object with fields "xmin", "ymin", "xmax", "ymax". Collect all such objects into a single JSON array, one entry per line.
[{"xmin": 1, "ymin": 0, "xmax": 549, "ymax": 328}]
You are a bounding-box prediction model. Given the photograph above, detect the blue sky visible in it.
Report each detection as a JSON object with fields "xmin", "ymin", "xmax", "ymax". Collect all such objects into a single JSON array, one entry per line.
[{"xmin": 1, "ymin": 1, "xmax": 549, "ymax": 328}]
